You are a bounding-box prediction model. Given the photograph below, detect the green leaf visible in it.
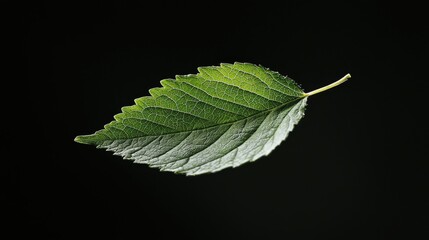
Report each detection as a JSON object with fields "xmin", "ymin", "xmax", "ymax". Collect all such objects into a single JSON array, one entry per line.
[{"xmin": 75, "ymin": 62, "xmax": 350, "ymax": 175}]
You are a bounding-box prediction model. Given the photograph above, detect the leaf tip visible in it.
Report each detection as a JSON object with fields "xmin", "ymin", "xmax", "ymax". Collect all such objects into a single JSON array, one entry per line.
[
  {"xmin": 74, "ymin": 135, "xmax": 86, "ymax": 144},
  {"xmin": 74, "ymin": 136, "xmax": 84, "ymax": 144},
  {"xmin": 74, "ymin": 134, "xmax": 98, "ymax": 145}
]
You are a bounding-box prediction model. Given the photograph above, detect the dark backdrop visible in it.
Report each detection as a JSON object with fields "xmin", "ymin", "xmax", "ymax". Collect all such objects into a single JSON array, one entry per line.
[{"xmin": 13, "ymin": 0, "xmax": 428, "ymax": 239}]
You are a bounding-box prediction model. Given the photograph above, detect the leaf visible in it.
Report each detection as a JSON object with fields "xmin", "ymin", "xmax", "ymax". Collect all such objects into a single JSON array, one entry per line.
[{"xmin": 75, "ymin": 62, "xmax": 350, "ymax": 175}]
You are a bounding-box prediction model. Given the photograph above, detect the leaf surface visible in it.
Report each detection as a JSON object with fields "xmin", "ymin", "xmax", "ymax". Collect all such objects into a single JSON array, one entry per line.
[{"xmin": 75, "ymin": 62, "xmax": 307, "ymax": 175}]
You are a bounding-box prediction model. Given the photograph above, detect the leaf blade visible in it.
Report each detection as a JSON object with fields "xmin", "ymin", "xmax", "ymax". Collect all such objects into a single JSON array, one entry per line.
[{"xmin": 75, "ymin": 62, "xmax": 307, "ymax": 175}]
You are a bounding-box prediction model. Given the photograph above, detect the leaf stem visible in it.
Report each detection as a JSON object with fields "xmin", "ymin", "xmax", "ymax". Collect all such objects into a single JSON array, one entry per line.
[{"xmin": 304, "ymin": 73, "xmax": 351, "ymax": 97}]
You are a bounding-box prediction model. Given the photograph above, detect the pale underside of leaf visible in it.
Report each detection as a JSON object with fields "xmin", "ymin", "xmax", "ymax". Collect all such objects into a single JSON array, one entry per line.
[
  {"xmin": 99, "ymin": 98, "xmax": 306, "ymax": 175},
  {"xmin": 75, "ymin": 62, "xmax": 307, "ymax": 175}
]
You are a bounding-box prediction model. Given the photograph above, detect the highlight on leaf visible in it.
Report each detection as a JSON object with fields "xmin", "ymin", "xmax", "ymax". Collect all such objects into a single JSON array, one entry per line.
[{"xmin": 75, "ymin": 62, "xmax": 350, "ymax": 175}]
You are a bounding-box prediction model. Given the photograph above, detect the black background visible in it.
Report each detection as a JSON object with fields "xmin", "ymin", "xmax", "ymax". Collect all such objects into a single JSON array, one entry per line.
[{"xmin": 12, "ymin": 0, "xmax": 428, "ymax": 239}]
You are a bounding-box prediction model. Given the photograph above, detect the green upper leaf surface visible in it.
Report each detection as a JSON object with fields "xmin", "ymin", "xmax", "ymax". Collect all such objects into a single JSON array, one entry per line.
[{"xmin": 75, "ymin": 62, "xmax": 307, "ymax": 175}]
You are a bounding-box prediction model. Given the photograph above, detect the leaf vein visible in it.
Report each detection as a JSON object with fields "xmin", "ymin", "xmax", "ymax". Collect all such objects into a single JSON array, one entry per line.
[
  {"xmin": 200, "ymin": 68, "xmax": 283, "ymax": 104},
  {"xmin": 265, "ymin": 70, "xmax": 302, "ymax": 95},
  {"xmin": 144, "ymin": 106, "xmax": 215, "ymax": 123},
  {"xmin": 180, "ymin": 81, "xmax": 260, "ymax": 111},
  {"xmin": 183, "ymin": 112, "xmax": 269, "ymax": 173},
  {"xmin": 170, "ymin": 86, "xmax": 245, "ymax": 118},
  {"xmin": 174, "ymin": 124, "xmax": 235, "ymax": 172}
]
